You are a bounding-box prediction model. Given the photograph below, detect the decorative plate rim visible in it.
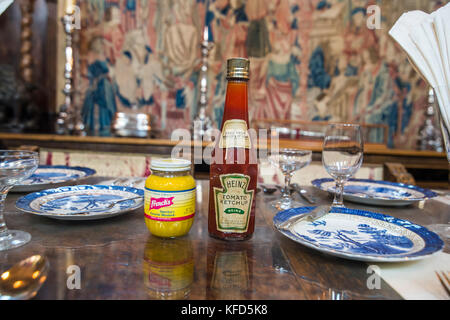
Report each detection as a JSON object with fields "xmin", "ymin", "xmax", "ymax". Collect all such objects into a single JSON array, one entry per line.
[
  {"xmin": 273, "ymin": 206, "xmax": 444, "ymax": 262},
  {"xmin": 16, "ymin": 165, "xmax": 97, "ymax": 186},
  {"xmin": 311, "ymin": 178, "xmax": 438, "ymax": 202},
  {"xmin": 15, "ymin": 185, "xmax": 144, "ymax": 217}
]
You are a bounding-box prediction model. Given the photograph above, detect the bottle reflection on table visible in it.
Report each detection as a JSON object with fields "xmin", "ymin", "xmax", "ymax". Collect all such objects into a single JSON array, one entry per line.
[
  {"xmin": 207, "ymin": 241, "xmax": 253, "ymax": 300},
  {"xmin": 143, "ymin": 236, "xmax": 194, "ymax": 300}
]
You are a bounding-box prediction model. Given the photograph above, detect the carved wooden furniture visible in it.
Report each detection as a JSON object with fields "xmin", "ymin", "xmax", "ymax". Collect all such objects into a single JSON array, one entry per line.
[
  {"xmin": 0, "ymin": 132, "xmax": 447, "ymax": 189},
  {"xmin": 19, "ymin": 0, "xmax": 35, "ymax": 85},
  {"xmin": 383, "ymin": 162, "xmax": 416, "ymax": 186}
]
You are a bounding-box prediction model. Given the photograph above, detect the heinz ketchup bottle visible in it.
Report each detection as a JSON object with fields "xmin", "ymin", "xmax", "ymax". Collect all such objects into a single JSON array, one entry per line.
[{"xmin": 208, "ymin": 58, "xmax": 258, "ymax": 241}]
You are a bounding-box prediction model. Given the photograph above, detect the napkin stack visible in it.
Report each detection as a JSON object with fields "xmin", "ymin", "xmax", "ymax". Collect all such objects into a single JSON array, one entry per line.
[
  {"xmin": 389, "ymin": 3, "xmax": 450, "ymax": 148},
  {"xmin": 379, "ymin": 252, "xmax": 450, "ymax": 300}
]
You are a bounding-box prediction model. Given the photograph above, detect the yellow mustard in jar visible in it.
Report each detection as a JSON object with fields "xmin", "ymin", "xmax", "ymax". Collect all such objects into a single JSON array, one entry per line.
[{"xmin": 145, "ymin": 158, "xmax": 196, "ymax": 238}]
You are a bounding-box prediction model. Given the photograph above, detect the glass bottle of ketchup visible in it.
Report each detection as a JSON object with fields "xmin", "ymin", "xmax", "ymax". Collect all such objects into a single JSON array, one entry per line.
[{"xmin": 208, "ymin": 58, "xmax": 258, "ymax": 241}]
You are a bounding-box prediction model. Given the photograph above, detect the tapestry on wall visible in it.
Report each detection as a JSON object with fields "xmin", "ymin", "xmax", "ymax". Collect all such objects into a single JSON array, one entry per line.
[{"xmin": 76, "ymin": 0, "xmax": 446, "ymax": 148}]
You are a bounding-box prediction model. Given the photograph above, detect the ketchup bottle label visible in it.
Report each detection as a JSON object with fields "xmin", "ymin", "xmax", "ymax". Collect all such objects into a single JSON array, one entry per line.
[
  {"xmin": 213, "ymin": 174, "xmax": 254, "ymax": 233},
  {"xmin": 218, "ymin": 119, "xmax": 251, "ymax": 149}
]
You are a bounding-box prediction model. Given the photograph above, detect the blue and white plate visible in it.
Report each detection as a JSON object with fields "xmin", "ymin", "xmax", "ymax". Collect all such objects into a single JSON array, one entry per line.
[
  {"xmin": 12, "ymin": 165, "xmax": 96, "ymax": 193},
  {"xmin": 274, "ymin": 207, "xmax": 444, "ymax": 262},
  {"xmin": 312, "ymin": 178, "xmax": 438, "ymax": 206},
  {"xmin": 16, "ymin": 185, "xmax": 144, "ymax": 221}
]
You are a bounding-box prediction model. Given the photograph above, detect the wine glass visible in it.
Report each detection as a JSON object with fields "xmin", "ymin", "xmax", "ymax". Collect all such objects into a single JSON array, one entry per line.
[
  {"xmin": 0, "ymin": 151, "xmax": 39, "ymax": 251},
  {"xmin": 322, "ymin": 124, "xmax": 364, "ymax": 208},
  {"xmin": 426, "ymin": 85, "xmax": 450, "ymax": 243},
  {"xmin": 268, "ymin": 149, "xmax": 312, "ymax": 211}
]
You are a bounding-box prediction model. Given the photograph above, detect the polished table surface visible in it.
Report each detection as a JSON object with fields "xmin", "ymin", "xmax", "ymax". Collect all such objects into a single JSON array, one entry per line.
[{"xmin": 1, "ymin": 177, "xmax": 448, "ymax": 300}]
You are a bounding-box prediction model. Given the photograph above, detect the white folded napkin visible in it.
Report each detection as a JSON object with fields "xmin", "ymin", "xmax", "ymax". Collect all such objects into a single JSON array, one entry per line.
[
  {"xmin": 0, "ymin": 0, "xmax": 13, "ymax": 16},
  {"xmin": 389, "ymin": 3, "xmax": 450, "ymax": 136},
  {"xmin": 379, "ymin": 252, "xmax": 450, "ymax": 300}
]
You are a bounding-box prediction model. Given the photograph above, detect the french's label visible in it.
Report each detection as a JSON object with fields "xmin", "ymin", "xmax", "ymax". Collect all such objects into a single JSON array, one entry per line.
[
  {"xmin": 213, "ymin": 174, "xmax": 254, "ymax": 233},
  {"xmin": 149, "ymin": 197, "xmax": 175, "ymax": 210},
  {"xmin": 145, "ymin": 188, "xmax": 196, "ymax": 222},
  {"xmin": 219, "ymin": 119, "xmax": 251, "ymax": 149}
]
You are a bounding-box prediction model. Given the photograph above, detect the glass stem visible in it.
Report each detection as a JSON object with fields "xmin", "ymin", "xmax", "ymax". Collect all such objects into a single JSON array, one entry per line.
[
  {"xmin": 0, "ymin": 192, "xmax": 9, "ymax": 238},
  {"xmin": 333, "ymin": 179, "xmax": 345, "ymax": 208},
  {"xmin": 283, "ymin": 174, "xmax": 292, "ymax": 201}
]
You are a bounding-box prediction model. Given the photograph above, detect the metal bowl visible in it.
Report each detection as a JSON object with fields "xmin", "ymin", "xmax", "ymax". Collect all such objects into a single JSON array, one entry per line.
[{"xmin": 112, "ymin": 112, "xmax": 151, "ymax": 138}]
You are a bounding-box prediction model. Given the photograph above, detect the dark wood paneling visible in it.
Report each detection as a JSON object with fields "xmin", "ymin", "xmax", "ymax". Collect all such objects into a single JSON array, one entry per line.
[{"xmin": 0, "ymin": 0, "xmax": 58, "ymax": 123}]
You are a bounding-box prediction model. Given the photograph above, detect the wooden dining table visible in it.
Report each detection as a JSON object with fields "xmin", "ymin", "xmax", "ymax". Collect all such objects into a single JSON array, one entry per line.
[{"xmin": 0, "ymin": 176, "xmax": 448, "ymax": 300}]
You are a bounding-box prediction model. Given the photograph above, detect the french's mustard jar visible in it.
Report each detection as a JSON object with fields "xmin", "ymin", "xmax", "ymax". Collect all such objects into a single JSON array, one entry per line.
[{"xmin": 144, "ymin": 158, "xmax": 196, "ymax": 238}]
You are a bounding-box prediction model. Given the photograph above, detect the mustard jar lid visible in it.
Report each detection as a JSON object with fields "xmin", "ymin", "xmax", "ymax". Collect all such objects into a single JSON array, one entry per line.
[{"xmin": 150, "ymin": 158, "xmax": 192, "ymax": 172}]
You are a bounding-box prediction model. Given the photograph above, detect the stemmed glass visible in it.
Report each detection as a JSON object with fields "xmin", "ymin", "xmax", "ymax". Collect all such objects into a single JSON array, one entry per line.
[
  {"xmin": 322, "ymin": 124, "xmax": 364, "ymax": 208},
  {"xmin": 268, "ymin": 149, "xmax": 312, "ymax": 211},
  {"xmin": 427, "ymin": 85, "xmax": 449, "ymax": 242},
  {"xmin": 0, "ymin": 151, "xmax": 39, "ymax": 251}
]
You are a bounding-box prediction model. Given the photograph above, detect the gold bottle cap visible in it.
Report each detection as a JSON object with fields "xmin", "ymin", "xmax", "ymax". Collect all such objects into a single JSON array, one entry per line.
[{"xmin": 227, "ymin": 58, "xmax": 250, "ymax": 80}]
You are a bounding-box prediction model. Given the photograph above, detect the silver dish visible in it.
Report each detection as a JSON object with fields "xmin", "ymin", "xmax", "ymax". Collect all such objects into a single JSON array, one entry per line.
[{"xmin": 112, "ymin": 112, "xmax": 151, "ymax": 138}]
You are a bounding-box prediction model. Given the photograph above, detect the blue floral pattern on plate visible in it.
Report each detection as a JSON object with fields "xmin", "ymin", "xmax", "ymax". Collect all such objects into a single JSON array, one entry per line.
[
  {"xmin": 311, "ymin": 178, "xmax": 437, "ymax": 206},
  {"xmin": 13, "ymin": 166, "xmax": 96, "ymax": 192},
  {"xmin": 274, "ymin": 207, "xmax": 444, "ymax": 262},
  {"xmin": 16, "ymin": 185, "xmax": 144, "ymax": 221}
]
